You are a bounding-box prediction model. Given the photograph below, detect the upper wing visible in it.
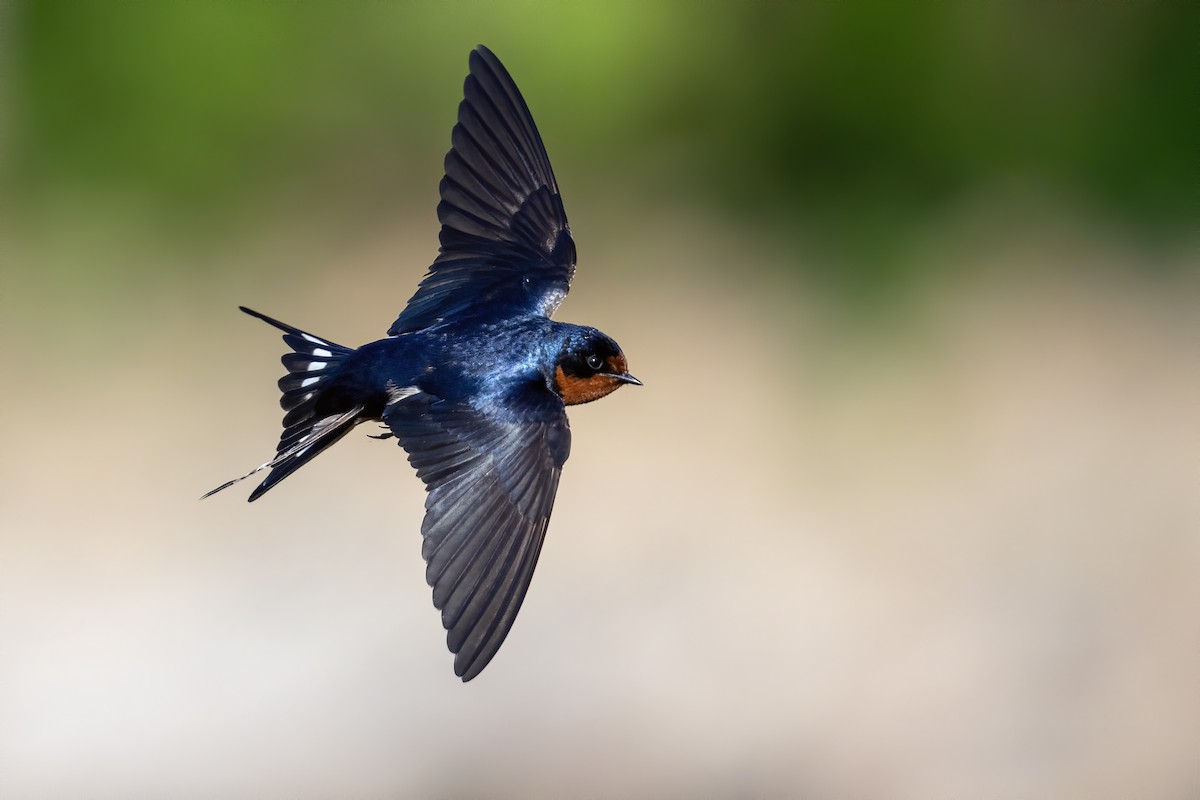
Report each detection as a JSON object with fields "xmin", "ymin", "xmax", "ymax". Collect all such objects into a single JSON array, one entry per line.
[
  {"xmin": 384, "ymin": 389, "xmax": 572, "ymax": 681},
  {"xmin": 388, "ymin": 45, "xmax": 576, "ymax": 336}
]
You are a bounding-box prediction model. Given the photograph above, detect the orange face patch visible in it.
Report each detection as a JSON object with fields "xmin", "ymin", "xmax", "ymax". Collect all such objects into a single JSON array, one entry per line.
[
  {"xmin": 555, "ymin": 365, "xmax": 624, "ymax": 406},
  {"xmin": 604, "ymin": 353, "xmax": 628, "ymax": 375}
]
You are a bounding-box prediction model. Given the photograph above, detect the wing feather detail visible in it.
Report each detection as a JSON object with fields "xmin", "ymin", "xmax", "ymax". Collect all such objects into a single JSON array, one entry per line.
[
  {"xmin": 388, "ymin": 46, "xmax": 575, "ymax": 336},
  {"xmin": 384, "ymin": 389, "xmax": 571, "ymax": 681}
]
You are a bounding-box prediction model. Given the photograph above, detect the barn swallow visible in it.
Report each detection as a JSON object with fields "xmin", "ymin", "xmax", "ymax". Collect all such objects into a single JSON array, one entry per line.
[{"xmin": 205, "ymin": 46, "xmax": 640, "ymax": 681}]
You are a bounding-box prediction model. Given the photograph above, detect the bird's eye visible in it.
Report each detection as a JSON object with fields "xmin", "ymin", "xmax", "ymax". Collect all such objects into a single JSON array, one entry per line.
[{"xmin": 585, "ymin": 354, "xmax": 604, "ymax": 371}]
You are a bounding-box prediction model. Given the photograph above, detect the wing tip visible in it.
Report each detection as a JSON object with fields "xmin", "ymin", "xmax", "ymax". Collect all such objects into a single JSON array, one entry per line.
[
  {"xmin": 472, "ymin": 43, "xmax": 496, "ymax": 64},
  {"xmin": 455, "ymin": 650, "xmax": 489, "ymax": 682},
  {"xmin": 469, "ymin": 44, "xmax": 515, "ymax": 89}
]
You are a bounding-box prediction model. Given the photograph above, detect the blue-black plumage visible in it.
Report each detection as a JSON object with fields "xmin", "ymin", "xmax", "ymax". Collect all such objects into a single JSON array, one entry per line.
[{"xmin": 206, "ymin": 45, "xmax": 640, "ymax": 681}]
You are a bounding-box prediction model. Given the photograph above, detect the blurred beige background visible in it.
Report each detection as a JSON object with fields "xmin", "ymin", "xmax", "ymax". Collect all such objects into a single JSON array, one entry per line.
[{"xmin": 2, "ymin": 3, "xmax": 1197, "ymax": 798}]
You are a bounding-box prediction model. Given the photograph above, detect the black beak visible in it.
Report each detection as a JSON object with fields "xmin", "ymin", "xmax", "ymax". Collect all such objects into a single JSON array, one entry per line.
[{"xmin": 613, "ymin": 372, "xmax": 643, "ymax": 386}]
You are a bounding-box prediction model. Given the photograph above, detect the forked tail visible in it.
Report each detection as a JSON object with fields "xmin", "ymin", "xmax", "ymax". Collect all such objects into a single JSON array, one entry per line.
[{"xmin": 203, "ymin": 307, "xmax": 363, "ymax": 502}]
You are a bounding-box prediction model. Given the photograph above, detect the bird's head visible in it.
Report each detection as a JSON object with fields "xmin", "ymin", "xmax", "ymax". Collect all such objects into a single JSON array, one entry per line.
[{"xmin": 552, "ymin": 329, "xmax": 641, "ymax": 406}]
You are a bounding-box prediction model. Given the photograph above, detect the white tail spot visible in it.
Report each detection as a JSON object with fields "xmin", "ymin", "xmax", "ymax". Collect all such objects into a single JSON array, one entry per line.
[
  {"xmin": 308, "ymin": 361, "xmax": 326, "ymax": 371},
  {"xmin": 313, "ymin": 348, "xmax": 332, "ymax": 358},
  {"xmin": 301, "ymin": 376, "xmax": 320, "ymax": 388},
  {"xmin": 301, "ymin": 333, "xmax": 328, "ymax": 346}
]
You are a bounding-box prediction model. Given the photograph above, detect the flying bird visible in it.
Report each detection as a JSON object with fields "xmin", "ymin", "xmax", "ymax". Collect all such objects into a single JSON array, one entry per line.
[{"xmin": 205, "ymin": 46, "xmax": 640, "ymax": 681}]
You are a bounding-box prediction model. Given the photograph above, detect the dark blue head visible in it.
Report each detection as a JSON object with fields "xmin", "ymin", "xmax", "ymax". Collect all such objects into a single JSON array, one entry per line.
[{"xmin": 552, "ymin": 327, "xmax": 641, "ymax": 406}]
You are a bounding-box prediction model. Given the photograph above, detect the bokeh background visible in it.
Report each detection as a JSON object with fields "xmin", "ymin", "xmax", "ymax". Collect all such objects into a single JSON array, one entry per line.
[{"xmin": 2, "ymin": 2, "xmax": 1197, "ymax": 798}]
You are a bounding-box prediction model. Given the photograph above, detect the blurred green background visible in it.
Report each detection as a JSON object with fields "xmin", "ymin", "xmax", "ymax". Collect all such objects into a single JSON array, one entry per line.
[
  {"xmin": 2, "ymin": 3, "xmax": 1197, "ymax": 799},
  {"xmin": 7, "ymin": 1, "xmax": 1196, "ymax": 291}
]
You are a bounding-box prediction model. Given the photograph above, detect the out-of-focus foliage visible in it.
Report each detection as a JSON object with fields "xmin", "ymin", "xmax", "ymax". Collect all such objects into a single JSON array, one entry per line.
[{"xmin": 7, "ymin": 1, "xmax": 1194, "ymax": 289}]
